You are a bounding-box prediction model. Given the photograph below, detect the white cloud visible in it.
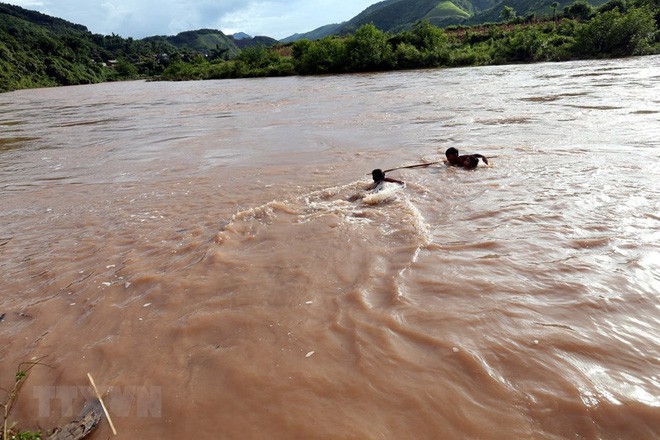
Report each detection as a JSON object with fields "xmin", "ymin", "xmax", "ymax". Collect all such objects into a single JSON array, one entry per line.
[
  {"xmin": 4, "ymin": 0, "xmax": 379, "ymax": 40},
  {"xmin": 5, "ymin": 0, "xmax": 45, "ymax": 6}
]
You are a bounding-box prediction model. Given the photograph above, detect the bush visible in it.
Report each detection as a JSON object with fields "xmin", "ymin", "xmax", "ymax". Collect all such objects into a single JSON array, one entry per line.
[
  {"xmin": 564, "ymin": 0, "xmax": 595, "ymax": 19},
  {"xmin": 492, "ymin": 27, "xmax": 545, "ymax": 62},
  {"xmin": 206, "ymin": 60, "xmax": 239, "ymax": 79},
  {"xmin": 449, "ymin": 43, "xmax": 493, "ymax": 66},
  {"xmin": 160, "ymin": 61, "xmax": 206, "ymax": 80},
  {"xmin": 394, "ymin": 42, "xmax": 424, "ymax": 68},
  {"xmin": 574, "ymin": 6, "xmax": 657, "ymax": 55},
  {"xmin": 115, "ymin": 59, "xmax": 138, "ymax": 78},
  {"xmin": 293, "ymin": 37, "xmax": 348, "ymax": 74},
  {"xmin": 540, "ymin": 34, "xmax": 577, "ymax": 60},
  {"xmin": 238, "ymin": 46, "xmax": 279, "ymax": 69},
  {"xmin": 401, "ymin": 20, "xmax": 449, "ymax": 51},
  {"xmin": 598, "ymin": 0, "xmax": 628, "ymax": 13},
  {"xmin": 345, "ymin": 24, "xmax": 395, "ymax": 71}
]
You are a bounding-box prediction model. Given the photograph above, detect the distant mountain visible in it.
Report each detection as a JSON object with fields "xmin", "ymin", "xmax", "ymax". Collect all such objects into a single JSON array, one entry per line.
[
  {"xmin": 143, "ymin": 29, "xmax": 240, "ymax": 58},
  {"xmin": 336, "ymin": 0, "xmax": 475, "ymax": 34},
  {"xmin": 280, "ymin": 23, "xmax": 343, "ymax": 43},
  {"xmin": 232, "ymin": 32, "xmax": 252, "ymax": 40},
  {"xmin": 280, "ymin": 0, "xmax": 609, "ymax": 41},
  {"xmin": 281, "ymin": 0, "xmax": 476, "ymax": 41},
  {"xmin": 143, "ymin": 29, "xmax": 278, "ymax": 57},
  {"xmin": 231, "ymin": 35, "xmax": 279, "ymax": 49}
]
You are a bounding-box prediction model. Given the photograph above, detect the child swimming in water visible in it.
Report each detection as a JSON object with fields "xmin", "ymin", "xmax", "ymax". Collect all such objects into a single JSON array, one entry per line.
[
  {"xmin": 370, "ymin": 168, "xmax": 404, "ymax": 190},
  {"xmin": 445, "ymin": 147, "xmax": 489, "ymax": 169}
]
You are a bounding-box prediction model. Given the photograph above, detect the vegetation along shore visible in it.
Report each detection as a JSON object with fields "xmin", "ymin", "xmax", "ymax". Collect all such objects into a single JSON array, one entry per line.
[{"xmin": 1, "ymin": 0, "xmax": 659, "ymax": 92}]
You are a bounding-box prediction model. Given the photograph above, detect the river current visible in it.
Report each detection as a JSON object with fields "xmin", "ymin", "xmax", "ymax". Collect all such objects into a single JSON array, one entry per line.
[{"xmin": 1, "ymin": 56, "xmax": 659, "ymax": 439}]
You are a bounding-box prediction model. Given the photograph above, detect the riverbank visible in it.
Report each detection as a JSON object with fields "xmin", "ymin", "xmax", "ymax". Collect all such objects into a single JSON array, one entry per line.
[
  {"xmin": 157, "ymin": 7, "xmax": 660, "ymax": 81},
  {"xmin": 2, "ymin": 0, "xmax": 659, "ymax": 92}
]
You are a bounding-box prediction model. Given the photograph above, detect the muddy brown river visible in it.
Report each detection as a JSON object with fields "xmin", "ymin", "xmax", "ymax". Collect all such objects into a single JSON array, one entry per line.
[{"xmin": 1, "ymin": 56, "xmax": 659, "ymax": 439}]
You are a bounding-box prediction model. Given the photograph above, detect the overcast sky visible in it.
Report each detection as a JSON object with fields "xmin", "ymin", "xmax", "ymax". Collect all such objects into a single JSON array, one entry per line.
[{"xmin": 6, "ymin": 0, "xmax": 379, "ymax": 40}]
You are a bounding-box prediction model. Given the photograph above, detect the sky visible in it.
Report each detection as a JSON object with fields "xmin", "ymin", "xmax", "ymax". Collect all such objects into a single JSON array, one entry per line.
[{"xmin": 5, "ymin": 0, "xmax": 380, "ymax": 40}]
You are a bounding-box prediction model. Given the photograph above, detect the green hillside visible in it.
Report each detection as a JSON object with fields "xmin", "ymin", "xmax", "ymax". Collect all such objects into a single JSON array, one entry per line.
[
  {"xmin": 0, "ymin": 1, "xmax": 214, "ymax": 91},
  {"xmin": 282, "ymin": 0, "xmax": 479, "ymax": 40},
  {"xmin": 0, "ymin": 2, "xmax": 173, "ymax": 91},
  {"xmin": 233, "ymin": 35, "xmax": 279, "ymax": 49},
  {"xmin": 337, "ymin": 0, "xmax": 467, "ymax": 34},
  {"xmin": 281, "ymin": 0, "xmax": 617, "ymax": 41},
  {"xmin": 466, "ymin": 0, "xmax": 609, "ymax": 23},
  {"xmin": 280, "ymin": 23, "xmax": 343, "ymax": 43},
  {"xmin": 0, "ymin": 2, "xmax": 278, "ymax": 92},
  {"xmin": 143, "ymin": 29, "xmax": 239, "ymax": 58},
  {"xmin": 424, "ymin": 1, "xmax": 472, "ymax": 26},
  {"xmin": 142, "ymin": 30, "xmax": 277, "ymax": 57}
]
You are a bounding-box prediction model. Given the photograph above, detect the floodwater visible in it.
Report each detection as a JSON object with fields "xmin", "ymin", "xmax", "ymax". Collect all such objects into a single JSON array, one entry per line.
[{"xmin": 1, "ymin": 56, "xmax": 659, "ymax": 439}]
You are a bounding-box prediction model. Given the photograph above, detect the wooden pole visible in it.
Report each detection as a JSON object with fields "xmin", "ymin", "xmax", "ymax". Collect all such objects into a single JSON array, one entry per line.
[
  {"xmin": 384, "ymin": 161, "xmax": 441, "ymax": 172},
  {"xmin": 86, "ymin": 373, "xmax": 117, "ymax": 436}
]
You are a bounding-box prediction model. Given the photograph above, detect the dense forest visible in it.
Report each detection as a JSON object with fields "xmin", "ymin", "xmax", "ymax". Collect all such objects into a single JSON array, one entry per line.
[
  {"xmin": 0, "ymin": 3, "xmax": 264, "ymax": 92},
  {"xmin": 1, "ymin": 0, "xmax": 659, "ymax": 92},
  {"xmin": 0, "ymin": 3, "xmax": 178, "ymax": 91}
]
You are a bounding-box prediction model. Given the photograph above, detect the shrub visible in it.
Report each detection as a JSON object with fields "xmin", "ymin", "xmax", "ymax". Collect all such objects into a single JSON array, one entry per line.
[
  {"xmin": 394, "ymin": 42, "xmax": 424, "ymax": 68},
  {"xmin": 574, "ymin": 6, "xmax": 657, "ymax": 55},
  {"xmin": 160, "ymin": 61, "xmax": 206, "ymax": 80},
  {"xmin": 345, "ymin": 24, "xmax": 395, "ymax": 71},
  {"xmin": 293, "ymin": 37, "xmax": 348, "ymax": 74},
  {"xmin": 492, "ymin": 27, "xmax": 545, "ymax": 62},
  {"xmin": 564, "ymin": 0, "xmax": 595, "ymax": 19},
  {"xmin": 450, "ymin": 43, "xmax": 493, "ymax": 65}
]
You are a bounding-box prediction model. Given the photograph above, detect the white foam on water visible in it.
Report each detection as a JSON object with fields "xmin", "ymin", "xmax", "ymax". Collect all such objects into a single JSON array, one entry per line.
[
  {"xmin": 216, "ymin": 178, "xmax": 433, "ymax": 262},
  {"xmin": 400, "ymin": 198, "xmax": 432, "ymax": 248},
  {"xmin": 299, "ymin": 181, "xmax": 374, "ymax": 226},
  {"xmin": 362, "ymin": 182, "xmax": 405, "ymax": 205}
]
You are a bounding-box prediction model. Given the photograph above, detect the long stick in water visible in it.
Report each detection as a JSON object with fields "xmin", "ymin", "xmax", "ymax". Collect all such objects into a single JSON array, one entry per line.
[
  {"xmin": 384, "ymin": 154, "xmax": 499, "ymax": 173},
  {"xmin": 384, "ymin": 161, "xmax": 442, "ymax": 172},
  {"xmin": 87, "ymin": 372, "xmax": 118, "ymax": 436},
  {"xmin": 374, "ymin": 153, "xmax": 498, "ymax": 175}
]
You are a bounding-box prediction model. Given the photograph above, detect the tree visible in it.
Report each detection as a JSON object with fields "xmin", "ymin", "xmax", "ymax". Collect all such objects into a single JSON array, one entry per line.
[
  {"xmin": 292, "ymin": 37, "xmax": 347, "ymax": 74},
  {"xmin": 345, "ymin": 24, "xmax": 394, "ymax": 71},
  {"xmin": 410, "ymin": 20, "xmax": 448, "ymax": 51},
  {"xmin": 115, "ymin": 59, "xmax": 138, "ymax": 78},
  {"xmin": 493, "ymin": 27, "xmax": 544, "ymax": 61},
  {"xmin": 208, "ymin": 44, "xmax": 230, "ymax": 61},
  {"xmin": 394, "ymin": 42, "xmax": 423, "ymax": 68},
  {"xmin": 389, "ymin": 21, "xmax": 449, "ymax": 67},
  {"xmin": 238, "ymin": 45, "xmax": 276, "ymax": 69},
  {"xmin": 574, "ymin": 6, "xmax": 656, "ymax": 55},
  {"xmin": 598, "ymin": 0, "xmax": 627, "ymax": 12},
  {"xmin": 563, "ymin": 0, "xmax": 594, "ymax": 19},
  {"xmin": 552, "ymin": 2, "xmax": 560, "ymax": 21},
  {"xmin": 500, "ymin": 5, "xmax": 518, "ymax": 21}
]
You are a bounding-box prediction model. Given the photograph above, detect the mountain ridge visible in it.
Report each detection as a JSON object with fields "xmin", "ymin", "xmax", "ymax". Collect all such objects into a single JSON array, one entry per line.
[{"xmin": 280, "ymin": 0, "xmax": 609, "ymax": 41}]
